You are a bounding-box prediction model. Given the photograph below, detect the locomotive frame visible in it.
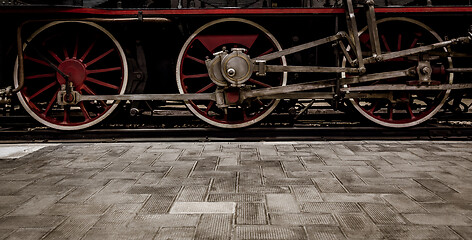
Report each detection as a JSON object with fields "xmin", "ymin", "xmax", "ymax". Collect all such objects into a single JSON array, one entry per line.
[{"xmin": 2, "ymin": 0, "xmax": 472, "ymax": 130}]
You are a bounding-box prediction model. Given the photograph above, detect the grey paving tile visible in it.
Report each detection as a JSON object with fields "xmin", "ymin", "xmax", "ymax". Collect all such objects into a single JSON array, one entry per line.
[
  {"xmin": 0, "ymin": 181, "xmax": 32, "ymax": 195},
  {"xmin": 94, "ymin": 204, "xmax": 141, "ymax": 228},
  {"xmin": 129, "ymin": 214, "xmax": 200, "ymax": 228},
  {"xmin": 305, "ymin": 226, "xmax": 347, "ymax": 240},
  {"xmin": 379, "ymin": 225, "xmax": 462, "ymax": 240},
  {"xmin": 336, "ymin": 213, "xmax": 383, "ymax": 239},
  {"xmin": 321, "ymin": 193, "xmax": 385, "ymax": 203},
  {"xmin": 360, "ymin": 203, "xmax": 405, "ymax": 224},
  {"xmin": 282, "ymin": 161, "xmax": 306, "ymax": 171},
  {"xmin": 177, "ymin": 186, "xmax": 208, "ymax": 202},
  {"xmin": 300, "ymin": 202, "xmax": 361, "ymax": 213},
  {"xmin": 420, "ymin": 203, "xmax": 472, "ymax": 214},
  {"xmin": 170, "ymin": 202, "xmax": 235, "ymax": 214},
  {"xmin": 59, "ymin": 186, "xmax": 103, "ymax": 203},
  {"xmin": 9, "ymin": 195, "xmax": 60, "ymax": 216},
  {"xmin": 155, "ymin": 227, "xmax": 195, "ymax": 240},
  {"xmin": 269, "ymin": 213, "xmax": 336, "ymax": 225},
  {"xmin": 382, "ymin": 194, "xmax": 427, "ymax": 213},
  {"xmin": 313, "ymin": 178, "xmax": 346, "ymax": 193},
  {"xmin": 286, "ymin": 171, "xmax": 333, "ymax": 178},
  {"xmin": 159, "ymin": 177, "xmax": 212, "ymax": 186},
  {"xmin": 239, "ymin": 186, "xmax": 290, "ymax": 194},
  {"xmin": 195, "ymin": 214, "xmax": 232, "ymax": 240},
  {"xmin": 266, "ymin": 194, "xmax": 299, "ymax": 213},
  {"xmin": 235, "ymin": 226, "xmax": 306, "ymax": 240},
  {"xmin": 211, "ymin": 178, "xmax": 237, "ymax": 193},
  {"xmin": 83, "ymin": 227, "xmax": 156, "ymax": 240},
  {"xmin": 208, "ymin": 193, "xmax": 265, "ymax": 203},
  {"xmin": 238, "ymin": 172, "xmax": 262, "ymax": 186},
  {"xmin": 43, "ymin": 215, "xmax": 99, "ymax": 240},
  {"xmin": 3, "ymin": 228, "xmax": 49, "ymax": 240},
  {"xmin": 139, "ymin": 195, "xmax": 175, "ymax": 214},
  {"xmin": 415, "ymin": 178, "xmax": 456, "ymax": 193},
  {"xmin": 0, "ymin": 215, "xmax": 65, "ymax": 229},
  {"xmin": 236, "ymin": 203, "xmax": 267, "ymax": 225},
  {"xmin": 291, "ymin": 185, "xmax": 322, "ymax": 202},
  {"xmin": 403, "ymin": 213, "xmax": 472, "ymax": 226},
  {"xmin": 87, "ymin": 193, "xmax": 149, "ymax": 205},
  {"xmin": 400, "ymin": 186, "xmax": 444, "ymax": 203},
  {"xmin": 262, "ymin": 166, "xmax": 285, "ymax": 178},
  {"xmin": 45, "ymin": 203, "xmax": 110, "ymax": 216},
  {"xmin": 451, "ymin": 226, "xmax": 472, "ymax": 240},
  {"xmin": 345, "ymin": 184, "xmax": 401, "ymax": 194}
]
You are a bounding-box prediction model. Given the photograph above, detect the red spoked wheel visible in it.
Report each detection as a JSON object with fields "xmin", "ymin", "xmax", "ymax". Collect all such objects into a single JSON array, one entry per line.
[
  {"xmin": 14, "ymin": 21, "xmax": 128, "ymax": 130},
  {"xmin": 344, "ymin": 18, "xmax": 453, "ymax": 128},
  {"xmin": 176, "ymin": 18, "xmax": 287, "ymax": 128}
]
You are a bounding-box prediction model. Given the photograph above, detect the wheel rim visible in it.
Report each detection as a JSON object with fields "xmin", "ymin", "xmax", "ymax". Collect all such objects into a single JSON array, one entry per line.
[
  {"xmin": 176, "ymin": 18, "xmax": 287, "ymax": 128},
  {"xmin": 345, "ymin": 17, "xmax": 452, "ymax": 128},
  {"xmin": 14, "ymin": 21, "xmax": 128, "ymax": 130}
]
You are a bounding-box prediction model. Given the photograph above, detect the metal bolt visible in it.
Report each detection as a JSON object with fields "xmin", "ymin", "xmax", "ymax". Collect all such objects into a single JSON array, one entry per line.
[
  {"xmin": 421, "ymin": 66, "xmax": 432, "ymax": 75},
  {"xmin": 227, "ymin": 68, "xmax": 236, "ymax": 77}
]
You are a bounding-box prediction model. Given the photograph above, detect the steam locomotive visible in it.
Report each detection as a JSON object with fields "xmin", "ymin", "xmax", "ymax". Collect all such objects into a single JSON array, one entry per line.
[{"xmin": 0, "ymin": 0, "xmax": 471, "ymax": 130}]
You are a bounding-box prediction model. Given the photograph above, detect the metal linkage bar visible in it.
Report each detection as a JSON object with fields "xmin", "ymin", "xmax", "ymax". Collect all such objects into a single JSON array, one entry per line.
[
  {"xmin": 344, "ymin": 0, "xmax": 365, "ymax": 70},
  {"xmin": 257, "ymin": 92, "xmax": 335, "ymax": 100},
  {"xmin": 78, "ymin": 93, "xmax": 216, "ymax": 102},
  {"xmin": 363, "ymin": 36, "xmax": 471, "ymax": 64},
  {"xmin": 341, "ymin": 83, "xmax": 472, "ymax": 92},
  {"xmin": 243, "ymin": 68, "xmax": 413, "ymax": 99},
  {"xmin": 364, "ymin": 0, "xmax": 382, "ymax": 58},
  {"xmin": 253, "ymin": 32, "xmax": 346, "ymax": 62},
  {"xmin": 265, "ymin": 65, "xmax": 361, "ymax": 73}
]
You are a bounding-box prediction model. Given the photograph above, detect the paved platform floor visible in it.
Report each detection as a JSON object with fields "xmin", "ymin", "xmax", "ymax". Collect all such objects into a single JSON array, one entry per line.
[{"xmin": 0, "ymin": 141, "xmax": 471, "ymax": 239}]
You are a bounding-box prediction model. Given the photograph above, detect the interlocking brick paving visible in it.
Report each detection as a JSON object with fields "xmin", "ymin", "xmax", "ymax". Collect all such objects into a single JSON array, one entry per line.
[{"xmin": 0, "ymin": 141, "xmax": 471, "ymax": 239}]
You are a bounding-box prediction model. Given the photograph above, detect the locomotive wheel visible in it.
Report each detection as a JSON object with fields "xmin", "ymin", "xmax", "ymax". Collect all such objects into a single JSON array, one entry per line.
[
  {"xmin": 14, "ymin": 21, "xmax": 128, "ymax": 130},
  {"xmin": 176, "ymin": 18, "xmax": 287, "ymax": 128},
  {"xmin": 344, "ymin": 18, "xmax": 453, "ymax": 128}
]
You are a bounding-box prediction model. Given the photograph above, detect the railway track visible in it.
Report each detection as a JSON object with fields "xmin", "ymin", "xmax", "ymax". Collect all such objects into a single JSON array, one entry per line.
[{"xmin": 1, "ymin": 114, "xmax": 471, "ymax": 142}]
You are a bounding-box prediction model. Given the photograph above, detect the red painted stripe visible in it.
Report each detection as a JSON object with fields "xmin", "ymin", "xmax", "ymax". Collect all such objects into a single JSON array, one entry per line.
[{"xmin": 1, "ymin": 6, "xmax": 472, "ymax": 16}]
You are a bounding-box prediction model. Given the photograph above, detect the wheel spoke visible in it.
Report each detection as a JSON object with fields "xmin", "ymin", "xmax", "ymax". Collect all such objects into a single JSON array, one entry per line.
[
  {"xmin": 397, "ymin": 34, "xmax": 402, "ymax": 51},
  {"xmin": 48, "ymin": 50, "xmax": 63, "ymax": 63},
  {"xmin": 196, "ymin": 82, "xmax": 216, "ymax": 93},
  {"xmin": 205, "ymin": 101, "xmax": 215, "ymax": 114},
  {"xmin": 86, "ymin": 67, "xmax": 122, "ymax": 74},
  {"xmin": 73, "ymin": 36, "xmax": 79, "ymax": 59},
  {"xmin": 85, "ymin": 48, "xmax": 114, "ymax": 67},
  {"xmin": 409, "ymin": 37, "xmax": 419, "ymax": 49},
  {"xmin": 258, "ymin": 48, "xmax": 274, "ymax": 57},
  {"xmin": 24, "ymin": 55, "xmax": 51, "ymax": 67},
  {"xmin": 25, "ymin": 73, "xmax": 55, "ymax": 80},
  {"xmin": 381, "ymin": 34, "xmax": 391, "ymax": 52},
  {"xmin": 63, "ymin": 106, "xmax": 70, "ymax": 123},
  {"xmin": 368, "ymin": 101, "xmax": 378, "ymax": 114},
  {"xmin": 29, "ymin": 81, "xmax": 57, "ymax": 100},
  {"xmin": 242, "ymin": 110, "xmax": 248, "ymax": 121},
  {"xmin": 182, "ymin": 73, "xmax": 209, "ymax": 80},
  {"xmin": 407, "ymin": 103, "xmax": 416, "ymax": 119},
  {"xmin": 185, "ymin": 55, "xmax": 206, "ymax": 65},
  {"xmin": 85, "ymin": 77, "xmax": 119, "ymax": 90},
  {"xmin": 82, "ymin": 85, "xmax": 108, "ymax": 108},
  {"xmin": 81, "ymin": 40, "xmax": 96, "ymax": 61},
  {"xmin": 63, "ymin": 46, "xmax": 69, "ymax": 59},
  {"xmin": 79, "ymin": 102, "xmax": 91, "ymax": 120},
  {"xmin": 248, "ymin": 78, "xmax": 271, "ymax": 88},
  {"xmin": 43, "ymin": 89, "xmax": 58, "ymax": 116}
]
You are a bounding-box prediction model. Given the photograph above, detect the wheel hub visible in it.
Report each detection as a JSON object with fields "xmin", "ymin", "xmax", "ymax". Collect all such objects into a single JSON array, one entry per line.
[
  {"xmin": 57, "ymin": 59, "xmax": 87, "ymax": 88},
  {"xmin": 206, "ymin": 48, "xmax": 253, "ymax": 87}
]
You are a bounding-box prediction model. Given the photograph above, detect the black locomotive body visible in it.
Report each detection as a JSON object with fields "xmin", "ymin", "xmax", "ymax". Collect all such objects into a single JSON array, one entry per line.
[{"xmin": 0, "ymin": 0, "xmax": 471, "ymax": 130}]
